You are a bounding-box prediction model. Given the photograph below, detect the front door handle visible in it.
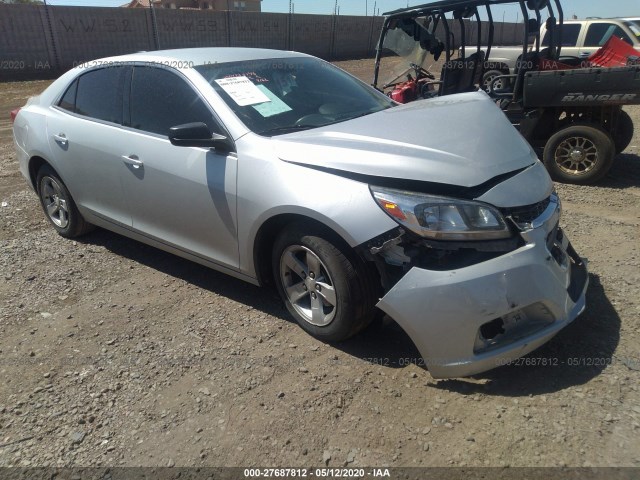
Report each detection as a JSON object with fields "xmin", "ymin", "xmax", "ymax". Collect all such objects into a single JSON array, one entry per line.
[
  {"xmin": 53, "ymin": 133, "xmax": 68, "ymax": 145},
  {"xmin": 580, "ymin": 52, "xmax": 591, "ymax": 58},
  {"xmin": 122, "ymin": 155, "xmax": 144, "ymax": 169}
]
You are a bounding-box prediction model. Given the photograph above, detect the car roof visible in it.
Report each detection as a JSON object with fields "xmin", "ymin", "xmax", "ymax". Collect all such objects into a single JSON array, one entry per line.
[{"xmin": 87, "ymin": 47, "xmax": 308, "ymax": 67}]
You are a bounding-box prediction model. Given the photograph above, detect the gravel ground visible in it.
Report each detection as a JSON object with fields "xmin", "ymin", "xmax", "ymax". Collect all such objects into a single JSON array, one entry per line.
[{"xmin": 0, "ymin": 62, "xmax": 639, "ymax": 469}]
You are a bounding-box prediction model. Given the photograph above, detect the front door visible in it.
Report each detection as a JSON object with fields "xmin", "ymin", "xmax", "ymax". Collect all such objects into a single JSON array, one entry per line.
[{"xmin": 119, "ymin": 65, "xmax": 239, "ymax": 270}]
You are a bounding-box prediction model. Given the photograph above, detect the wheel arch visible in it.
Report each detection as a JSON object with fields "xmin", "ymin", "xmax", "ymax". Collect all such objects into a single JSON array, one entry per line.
[
  {"xmin": 28, "ymin": 155, "xmax": 52, "ymax": 191},
  {"xmin": 252, "ymin": 212, "xmax": 360, "ymax": 288}
]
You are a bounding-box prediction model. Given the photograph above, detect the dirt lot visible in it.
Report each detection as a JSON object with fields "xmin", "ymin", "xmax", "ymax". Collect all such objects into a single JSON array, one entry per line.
[{"xmin": 0, "ymin": 61, "xmax": 639, "ymax": 470}]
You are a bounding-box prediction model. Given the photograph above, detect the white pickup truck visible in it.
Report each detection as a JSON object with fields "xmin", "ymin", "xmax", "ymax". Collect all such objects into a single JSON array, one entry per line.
[{"xmin": 482, "ymin": 17, "xmax": 640, "ymax": 89}]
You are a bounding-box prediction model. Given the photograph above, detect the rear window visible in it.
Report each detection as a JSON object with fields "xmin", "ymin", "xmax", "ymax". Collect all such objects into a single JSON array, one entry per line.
[
  {"xmin": 58, "ymin": 79, "xmax": 77, "ymax": 112},
  {"xmin": 542, "ymin": 24, "xmax": 581, "ymax": 47},
  {"xmin": 73, "ymin": 67, "xmax": 126, "ymax": 124}
]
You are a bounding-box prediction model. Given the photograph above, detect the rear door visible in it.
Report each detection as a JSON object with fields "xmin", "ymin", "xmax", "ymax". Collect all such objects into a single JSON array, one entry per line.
[
  {"xmin": 118, "ymin": 65, "xmax": 239, "ymax": 269},
  {"xmin": 47, "ymin": 66, "xmax": 132, "ymax": 226}
]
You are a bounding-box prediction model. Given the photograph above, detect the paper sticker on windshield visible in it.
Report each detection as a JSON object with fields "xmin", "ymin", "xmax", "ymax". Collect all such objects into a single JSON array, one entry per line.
[
  {"xmin": 253, "ymin": 85, "xmax": 293, "ymax": 118},
  {"xmin": 215, "ymin": 76, "xmax": 271, "ymax": 106}
]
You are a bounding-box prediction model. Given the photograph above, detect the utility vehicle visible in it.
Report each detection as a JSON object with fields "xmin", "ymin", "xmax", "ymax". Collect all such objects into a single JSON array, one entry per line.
[{"xmin": 373, "ymin": 0, "xmax": 640, "ymax": 184}]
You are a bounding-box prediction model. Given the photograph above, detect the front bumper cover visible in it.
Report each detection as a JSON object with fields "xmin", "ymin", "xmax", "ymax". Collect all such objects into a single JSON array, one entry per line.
[{"xmin": 376, "ymin": 195, "xmax": 588, "ymax": 379}]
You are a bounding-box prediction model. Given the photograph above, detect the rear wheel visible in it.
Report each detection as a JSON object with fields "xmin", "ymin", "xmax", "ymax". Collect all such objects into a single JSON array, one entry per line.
[
  {"xmin": 613, "ymin": 110, "xmax": 634, "ymax": 154},
  {"xmin": 272, "ymin": 223, "xmax": 377, "ymax": 342},
  {"xmin": 36, "ymin": 165, "xmax": 93, "ymax": 238},
  {"xmin": 543, "ymin": 124, "xmax": 615, "ymax": 185}
]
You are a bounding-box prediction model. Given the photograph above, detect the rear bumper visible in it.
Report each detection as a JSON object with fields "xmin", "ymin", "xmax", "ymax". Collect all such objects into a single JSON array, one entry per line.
[
  {"xmin": 377, "ymin": 197, "xmax": 588, "ymax": 379},
  {"xmin": 14, "ymin": 131, "xmax": 32, "ymax": 190}
]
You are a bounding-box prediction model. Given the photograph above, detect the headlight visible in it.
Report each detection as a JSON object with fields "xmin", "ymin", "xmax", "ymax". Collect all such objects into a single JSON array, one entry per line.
[{"xmin": 370, "ymin": 186, "xmax": 511, "ymax": 240}]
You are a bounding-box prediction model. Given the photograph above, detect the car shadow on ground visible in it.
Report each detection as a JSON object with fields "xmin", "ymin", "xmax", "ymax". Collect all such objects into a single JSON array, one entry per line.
[
  {"xmin": 80, "ymin": 229, "xmax": 621, "ymax": 396},
  {"xmin": 76, "ymin": 228, "xmax": 290, "ymax": 322},
  {"xmin": 333, "ymin": 273, "xmax": 621, "ymax": 396},
  {"xmin": 432, "ymin": 272, "xmax": 622, "ymax": 396},
  {"xmin": 599, "ymin": 153, "xmax": 640, "ymax": 188}
]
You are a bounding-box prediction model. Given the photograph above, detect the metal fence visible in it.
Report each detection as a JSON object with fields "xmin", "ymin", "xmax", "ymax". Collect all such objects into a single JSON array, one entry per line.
[{"xmin": 0, "ymin": 3, "xmax": 524, "ymax": 81}]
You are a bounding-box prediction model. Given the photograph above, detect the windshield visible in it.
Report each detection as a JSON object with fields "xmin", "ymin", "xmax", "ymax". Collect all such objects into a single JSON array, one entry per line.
[
  {"xmin": 195, "ymin": 57, "xmax": 394, "ymax": 136},
  {"xmin": 625, "ymin": 21, "xmax": 640, "ymax": 41},
  {"xmin": 379, "ymin": 18, "xmax": 431, "ymax": 88}
]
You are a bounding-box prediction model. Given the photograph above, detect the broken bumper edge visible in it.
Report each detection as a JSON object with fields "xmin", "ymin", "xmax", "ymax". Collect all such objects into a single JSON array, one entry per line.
[{"xmin": 376, "ymin": 228, "xmax": 588, "ymax": 379}]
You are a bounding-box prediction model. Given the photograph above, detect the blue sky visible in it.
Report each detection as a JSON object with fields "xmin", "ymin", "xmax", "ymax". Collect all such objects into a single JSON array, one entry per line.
[{"xmin": 44, "ymin": 0, "xmax": 640, "ymax": 21}]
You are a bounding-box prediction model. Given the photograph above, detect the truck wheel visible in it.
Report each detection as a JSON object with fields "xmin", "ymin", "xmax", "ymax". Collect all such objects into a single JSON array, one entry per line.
[
  {"xmin": 272, "ymin": 223, "xmax": 378, "ymax": 342},
  {"xmin": 482, "ymin": 69, "xmax": 509, "ymax": 93},
  {"xmin": 613, "ymin": 110, "xmax": 634, "ymax": 154},
  {"xmin": 543, "ymin": 124, "xmax": 615, "ymax": 185}
]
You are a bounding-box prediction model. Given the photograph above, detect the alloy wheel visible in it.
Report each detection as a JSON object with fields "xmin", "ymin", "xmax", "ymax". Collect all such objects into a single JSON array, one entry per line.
[
  {"xmin": 554, "ymin": 136, "xmax": 598, "ymax": 176},
  {"xmin": 279, "ymin": 245, "xmax": 337, "ymax": 327},
  {"xmin": 40, "ymin": 176, "xmax": 70, "ymax": 228}
]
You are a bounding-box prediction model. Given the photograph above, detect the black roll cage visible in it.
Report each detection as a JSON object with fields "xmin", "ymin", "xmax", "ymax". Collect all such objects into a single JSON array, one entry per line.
[{"xmin": 373, "ymin": 0, "xmax": 565, "ymax": 101}]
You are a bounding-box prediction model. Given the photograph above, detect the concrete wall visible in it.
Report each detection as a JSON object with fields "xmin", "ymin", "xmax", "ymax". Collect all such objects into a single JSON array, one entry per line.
[
  {"xmin": 49, "ymin": 6, "xmax": 155, "ymax": 68},
  {"xmin": 154, "ymin": 8, "xmax": 228, "ymax": 49},
  {"xmin": 0, "ymin": 4, "xmax": 526, "ymax": 81}
]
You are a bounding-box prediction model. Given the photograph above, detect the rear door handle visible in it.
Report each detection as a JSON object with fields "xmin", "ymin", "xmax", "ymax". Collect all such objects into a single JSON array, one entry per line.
[
  {"xmin": 580, "ymin": 52, "xmax": 591, "ymax": 58},
  {"xmin": 53, "ymin": 133, "xmax": 68, "ymax": 145},
  {"xmin": 122, "ymin": 155, "xmax": 143, "ymax": 169}
]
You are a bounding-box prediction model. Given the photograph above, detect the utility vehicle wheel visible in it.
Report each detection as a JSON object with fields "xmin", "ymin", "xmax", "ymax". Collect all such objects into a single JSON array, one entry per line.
[
  {"xmin": 272, "ymin": 223, "xmax": 377, "ymax": 342},
  {"xmin": 482, "ymin": 69, "xmax": 509, "ymax": 93},
  {"xmin": 543, "ymin": 124, "xmax": 615, "ymax": 185},
  {"xmin": 613, "ymin": 110, "xmax": 634, "ymax": 154},
  {"xmin": 36, "ymin": 165, "xmax": 93, "ymax": 238}
]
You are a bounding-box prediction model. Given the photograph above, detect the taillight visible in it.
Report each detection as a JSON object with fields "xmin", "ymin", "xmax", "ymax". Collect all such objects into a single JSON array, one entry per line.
[{"xmin": 10, "ymin": 108, "xmax": 20, "ymax": 123}]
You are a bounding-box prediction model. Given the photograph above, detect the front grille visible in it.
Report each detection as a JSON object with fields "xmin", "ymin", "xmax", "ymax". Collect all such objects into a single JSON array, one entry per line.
[{"xmin": 501, "ymin": 197, "xmax": 551, "ymax": 226}]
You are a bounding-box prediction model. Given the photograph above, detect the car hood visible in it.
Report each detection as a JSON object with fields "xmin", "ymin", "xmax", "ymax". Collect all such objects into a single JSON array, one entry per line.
[{"xmin": 273, "ymin": 91, "xmax": 538, "ymax": 188}]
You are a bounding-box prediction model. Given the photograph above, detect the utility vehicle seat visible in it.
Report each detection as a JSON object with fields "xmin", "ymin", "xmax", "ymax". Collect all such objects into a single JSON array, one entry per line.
[{"xmin": 439, "ymin": 51, "xmax": 486, "ymax": 96}]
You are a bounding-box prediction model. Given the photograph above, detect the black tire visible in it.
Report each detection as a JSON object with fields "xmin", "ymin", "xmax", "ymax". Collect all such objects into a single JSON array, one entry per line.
[
  {"xmin": 272, "ymin": 223, "xmax": 378, "ymax": 342},
  {"xmin": 613, "ymin": 110, "xmax": 634, "ymax": 155},
  {"xmin": 482, "ymin": 69, "xmax": 510, "ymax": 93},
  {"xmin": 36, "ymin": 165, "xmax": 93, "ymax": 238},
  {"xmin": 543, "ymin": 124, "xmax": 615, "ymax": 185}
]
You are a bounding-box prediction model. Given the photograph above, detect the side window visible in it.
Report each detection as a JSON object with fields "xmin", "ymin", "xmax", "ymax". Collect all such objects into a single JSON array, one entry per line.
[
  {"xmin": 129, "ymin": 66, "xmax": 218, "ymax": 137},
  {"xmin": 585, "ymin": 23, "xmax": 633, "ymax": 47},
  {"xmin": 542, "ymin": 24, "xmax": 581, "ymax": 47},
  {"xmin": 74, "ymin": 67, "xmax": 125, "ymax": 124},
  {"xmin": 58, "ymin": 79, "xmax": 78, "ymax": 112}
]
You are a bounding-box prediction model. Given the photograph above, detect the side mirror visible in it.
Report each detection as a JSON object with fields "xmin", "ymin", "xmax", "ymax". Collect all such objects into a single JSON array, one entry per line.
[{"xmin": 168, "ymin": 122, "xmax": 234, "ymax": 151}]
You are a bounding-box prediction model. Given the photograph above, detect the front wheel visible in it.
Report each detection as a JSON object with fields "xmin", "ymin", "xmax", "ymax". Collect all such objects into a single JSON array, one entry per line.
[
  {"xmin": 272, "ymin": 223, "xmax": 377, "ymax": 342},
  {"xmin": 36, "ymin": 165, "xmax": 93, "ymax": 238},
  {"xmin": 543, "ymin": 124, "xmax": 615, "ymax": 185}
]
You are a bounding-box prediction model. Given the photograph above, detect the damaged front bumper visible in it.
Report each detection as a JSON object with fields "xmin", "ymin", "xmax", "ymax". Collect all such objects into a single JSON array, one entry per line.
[{"xmin": 376, "ymin": 195, "xmax": 588, "ymax": 379}]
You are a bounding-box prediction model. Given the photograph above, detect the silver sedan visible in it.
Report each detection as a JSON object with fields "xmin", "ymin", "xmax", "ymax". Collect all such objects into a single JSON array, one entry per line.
[{"xmin": 11, "ymin": 48, "xmax": 588, "ymax": 378}]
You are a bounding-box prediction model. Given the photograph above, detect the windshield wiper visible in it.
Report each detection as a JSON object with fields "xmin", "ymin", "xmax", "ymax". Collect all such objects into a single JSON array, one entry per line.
[{"xmin": 258, "ymin": 125, "xmax": 317, "ymax": 136}]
